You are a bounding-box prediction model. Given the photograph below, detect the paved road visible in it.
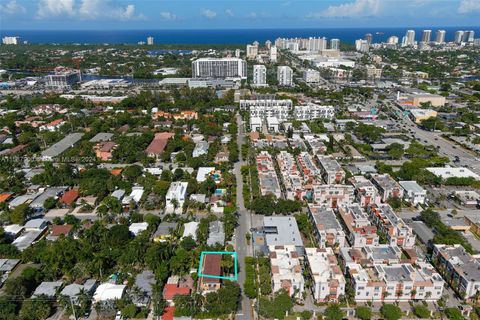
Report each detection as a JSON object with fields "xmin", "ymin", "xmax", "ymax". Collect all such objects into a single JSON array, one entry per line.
[
  {"xmin": 234, "ymin": 113, "xmax": 253, "ymax": 320},
  {"xmin": 390, "ymin": 103, "xmax": 480, "ymax": 173}
]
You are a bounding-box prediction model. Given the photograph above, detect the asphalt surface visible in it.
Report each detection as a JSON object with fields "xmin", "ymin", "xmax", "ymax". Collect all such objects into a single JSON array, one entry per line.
[{"xmin": 234, "ymin": 113, "xmax": 253, "ymax": 320}]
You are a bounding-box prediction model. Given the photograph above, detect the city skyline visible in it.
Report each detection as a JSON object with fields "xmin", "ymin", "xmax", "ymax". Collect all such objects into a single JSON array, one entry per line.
[{"xmin": 1, "ymin": 0, "xmax": 480, "ymax": 30}]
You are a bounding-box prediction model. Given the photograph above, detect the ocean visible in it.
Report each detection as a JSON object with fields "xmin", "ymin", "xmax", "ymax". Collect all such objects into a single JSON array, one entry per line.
[{"xmin": 1, "ymin": 27, "xmax": 479, "ymax": 45}]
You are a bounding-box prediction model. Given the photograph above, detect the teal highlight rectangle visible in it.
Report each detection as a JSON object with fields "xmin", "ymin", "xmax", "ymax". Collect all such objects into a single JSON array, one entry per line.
[{"xmin": 198, "ymin": 251, "xmax": 238, "ymax": 281}]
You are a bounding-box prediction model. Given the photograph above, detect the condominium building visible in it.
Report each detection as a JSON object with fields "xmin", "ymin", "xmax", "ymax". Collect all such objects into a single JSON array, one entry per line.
[
  {"xmin": 455, "ymin": 30, "xmax": 464, "ymax": 44},
  {"xmin": 367, "ymin": 204, "xmax": 416, "ymax": 248},
  {"xmin": 305, "ymin": 247, "xmax": 345, "ymax": 302},
  {"xmin": 246, "ymin": 43, "xmax": 259, "ymax": 59},
  {"xmin": 276, "ymin": 151, "xmax": 303, "ymax": 200},
  {"xmin": 371, "ymin": 174, "xmax": 404, "ymax": 202},
  {"xmin": 308, "ymin": 205, "xmax": 346, "ymax": 248},
  {"xmin": 294, "ymin": 104, "xmax": 335, "ymax": 121},
  {"xmin": 337, "ymin": 204, "xmax": 379, "ymax": 248},
  {"xmin": 330, "ymin": 39, "xmax": 340, "ymax": 50},
  {"xmin": 313, "ymin": 184, "xmax": 354, "ymax": 208},
  {"xmin": 277, "ymin": 66, "xmax": 293, "ymax": 86},
  {"xmin": 2, "ymin": 36, "xmax": 19, "ymax": 45},
  {"xmin": 240, "ymin": 97, "xmax": 292, "ymax": 122},
  {"xmin": 421, "ymin": 30, "xmax": 432, "ymax": 43},
  {"xmin": 192, "ymin": 58, "xmax": 247, "ymax": 79},
  {"xmin": 256, "ymin": 151, "xmax": 281, "ymax": 198},
  {"xmin": 147, "ymin": 36, "xmax": 154, "ymax": 45},
  {"xmin": 297, "ymin": 152, "xmax": 322, "ymax": 184},
  {"xmin": 405, "ymin": 30, "xmax": 416, "ymax": 46},
  {"xmin": 349, "ymin": 176, "xmax": 381, "ymax": 207},
  {"xmin": 269, "ymin": 245, "xmax": 305, "ymax": 299},
  {"xmin": 270, "ymin": 46, "xmax": 278, "ymax": 62},
  {"xmin": 317, "ymin": 156, "xmax": 345, "ymax": 184},
  {"xmin": 355, "ymin": 39, "xmax": 369, "ymax": 52},
  {"xmin": 46, "ymin": 69, "xmax": 81, "ymax": 90},
  {"xmin": 432, "ymin": 244, "xmax": 480, "ymax": 300},
  {"xmin": 253, "ymin": 65, "xmax": 267, "ymax": 86},
  {"xmin": 303, "ymin": 69, "xmax": 321, "ymax": 83},
  {"xmin": 435, "ymin": 30, "xmax": 446, "ymax": 44},
  {"xmin": 340, "ymin": 244, "xmax": 402, "ymax": 268},
  {"xmin": 347, "ymin": 262, "xmax": 444, "ymax": 302}
]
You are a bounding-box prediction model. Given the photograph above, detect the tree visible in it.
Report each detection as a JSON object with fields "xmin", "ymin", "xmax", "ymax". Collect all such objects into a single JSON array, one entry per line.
[
  {"xmin": 19, "ymin": 297, "xmax": 52, "ymax": 320},
  {"xmin": 380, "ymin": 304, "xmax": 403, "ymax": 320},
  {"xmin": 444, "ymin": 307, "xmax": 464, "ymax": 320},
  {"xmin": 413, "ymin": 305, "xmax": 431, "ymax": 318},
  {"xmin": 355, "ymin": 306, "xmax": 372, "ymax": 320},
  {"xmin": 300, "ymin": 310, "xmax": 313, "ymax": 320},
  {"xmin": 387, "ymin": 143, "xmax": 404, "ymax": 160},
  {"xmin": 420, "ymin": 117, "xmax": 444, "ymax": 131},
  {"xmin": 324, "ymin": 304, "xmax": 344, "ymax": 320},
  {"xmin": 258, "ymin": 290, "xmax": 293, "ymax": 320},
  {"xmin": 43, "ymin": 197, "xmax": 57, "ymax": 210},
  {"xmin": 10, "ymin": 203, "xmax": 32, "ymax": 224}
]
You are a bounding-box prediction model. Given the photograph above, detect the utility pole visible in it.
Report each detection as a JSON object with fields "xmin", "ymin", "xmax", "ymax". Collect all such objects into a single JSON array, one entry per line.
[{"xmin": 70, "ymin": 296, "xmax": 77, "ymax": 320}]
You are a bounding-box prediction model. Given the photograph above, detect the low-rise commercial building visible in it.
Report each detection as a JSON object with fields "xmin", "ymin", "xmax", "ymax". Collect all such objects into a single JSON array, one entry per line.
[{"xmin": 409, "ymin": 109, "xmax": 438, "ymax": 124}]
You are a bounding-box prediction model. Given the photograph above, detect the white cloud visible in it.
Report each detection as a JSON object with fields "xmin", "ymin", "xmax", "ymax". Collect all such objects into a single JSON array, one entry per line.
[
  {"xmin": 36, "ymin": 0, "xmax": 144, "ymax": 20},
  {"xmin": 0, "ymin": 0, "xmax": 26, "ymax": 15},
  {"xmin": 308, "ymin": 0, "xmax": 380, "ymax": 18},
  {"xmin": 458, "ymin": 0, "xmax": 480, "ymax": 13},
  {"xmin": 225, "ymin": 9, "xmax": 234, "ymax": 17},
  {"xmin": 201, "ymin": 8, "xmax": 216, "ymax": 19},
  {"xmin": 160, "ymin": 11, "xmax": 177, "ymax": 20},
  {"xmin": 247, "ymin": 12, "xmax": 258, "ymax": 19},
  {"xmin": 37, "ymin": 0, "xmax": 75, "ymax": 18}
]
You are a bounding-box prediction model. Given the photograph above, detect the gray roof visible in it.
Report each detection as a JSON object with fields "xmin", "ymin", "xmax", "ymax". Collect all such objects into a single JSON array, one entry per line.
[
  {"xmin": 30, "ymin": 187, "xmax": 68, "ymax": 209},
  {"xmin": 399, "ymin": 181, "xmax": 425, "ymax": 193},
  {"xmin": 207, "ymin": 221, "xmax": 225, "ymax": 246},
  {"xmin": 12, "ymin": 230, "xmax": 44, "ymax": 251},
  {"xmin": 263, "ymin": 216, "xmax": 304, "ymax": 248},
  {"xmin": 24, "ymin": 218, "xmax": 47, "ymax": 229},
  {"xmin": 309, "ymin": 206, "xmax": 341, "ymax": 230},
  {"xmin": 0, "ymin": 259, "xmax": 20, "ymax": 272},
  {"xmin": 135, "ymin": 270, "xmax": 155, "ymax": 296},
  {"xmin": 33, "ymin": 281, "xmax": 63, "ymax": 298},
  {"xmin": 411, "ymin": 221, "xmax": 435, "ymax": 244},
  {"xmin": 41, "ymin": 133, "xmax": 84, "ymax": 158},
  {"xmin": 154, "ymin": 222, "xmax": 178, "ymax": 237},
  {"xmin": 89, "ymin": 132, "xmax": 114, "ymax": 143},
  {"xmin": 364, "ymin": 245, "xmax": 401, "ymax": 261}
]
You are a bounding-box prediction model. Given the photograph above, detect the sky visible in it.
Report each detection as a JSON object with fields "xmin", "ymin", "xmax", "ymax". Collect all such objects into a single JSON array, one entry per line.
[{"xmin": 1, "ymin": 0, "xmax": 480, "ymax": 30}]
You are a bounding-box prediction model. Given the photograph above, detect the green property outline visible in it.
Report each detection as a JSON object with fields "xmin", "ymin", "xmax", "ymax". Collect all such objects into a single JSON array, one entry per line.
[{"xmin": 197, "ymin": 251, "xmax": 238, "ymax": 281}]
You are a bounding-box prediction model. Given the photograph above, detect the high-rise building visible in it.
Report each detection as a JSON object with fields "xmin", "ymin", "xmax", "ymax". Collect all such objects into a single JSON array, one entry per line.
[
  {"xmin": 463, "ymin": 30, "xmax": 475, "ymax": 43},
  {"xmin": 387, "ymin": 36, "xmax": 399, "ymax": 45},
  {"xmin": 270, "ymin": 46, "xmax": 278, "ymax": 63},
  {"xmin": 405, "ymin": 30, "xmax": 415, "ymax": 46},
  {"xmin": 455, "ymin": 30, "xmax": 464, "ymax": 44},
  {"xmin": 253, "ymin": 65, "xmax": 267, "ymax": 86},
  {"xmin": 147, "ymin": 36, "xmax": 154, "ymax": 45},
  {"xmin": 265, "ymin": 40, "xmax": 272, "ymax": 49},
  {"xmin": 364, "ymin": 33, "xmax": 373, "ymax": 45},
  {"xmin": 2, "ymin": 36, "xmax": 19, "ymax": 45},
  {"xmin": 277, "ymin": 66, "xmax": 293, "ymax": 86},
  {"xmin": 246, "ymin": 43, "xmax": 259, "ymax": 59},
  {"xmin": 355, "ymin": 39, "xmax": 369, "ymax": 52},
  {"xmin": 192, "ymin": 58, "xmax": 247, "ymax": 79},
  {"xmin": 307, "ymin": 37, "xmax": 327, "ymax": 51},
  {"xmin": 435, "ymin": 30, "xmax": 446, "ymax": 44},
  {"xmin": 421, "ymin": 30, "xmax": 432, "ymax": 43},
  {"xmin": 330, "ymin": 39, "xmax": 340, "ymax": 50},
  {"xmin": 235, "ymin": 49, "xmax": 241, "ymax": 58}
]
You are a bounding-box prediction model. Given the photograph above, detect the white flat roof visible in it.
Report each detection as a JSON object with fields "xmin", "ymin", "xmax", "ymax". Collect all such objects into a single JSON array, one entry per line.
[
  {"xmin": 93, "ymin": 283, "xmax": 126, "ymax": 302},
  {"xmin": 427, "ymin": 167, "xmax": 480, "ymax": 180}
]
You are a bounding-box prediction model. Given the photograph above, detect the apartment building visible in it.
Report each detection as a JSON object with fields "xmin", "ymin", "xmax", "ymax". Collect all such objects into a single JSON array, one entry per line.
[
  {"xmin": 337, "ymin": 204, "xmax": 379, "ymax": 248},
  {"xmin": 317, "ymin": 156, "xmax": 345, "ymax": 184},
  {"xmin": 276, "ymin": 151, "xmax": 303, "ymax": 200},
  {"xmin": 256, "ymin": 151, "xmax": 281, "ymax": 198},
  {"xmin": 303, "ymin": 69, "xmax": 321, "ymax": 83},
  {"xmin": 192, "ymin": 57, "xmax": 247, "ymax": 79},
  {"xmin": 347, "ymin": 262, "xmax": 444, "ymax": 302},
  {"xmin": 308, "ymin": 205, "xmax": 346, "ymax": 248},
  {"xmin": 367, "ymin": 204, "xmax": 416, "ymax": 248},
  {"xmin": 253, "ymin": 65, "xmax": 267, "ymax": 86},
  {"xmin": 399, "ymin": 181, "xmax": 427, "ymax": 206},
  {"xmin": 371, "ymin": 174, "xmax": 404, "ymax": 202},
  {"xmin": 277, "ymin": 66, "xmax": 294, "ymax": 86},
  {"xmin": 294, "ymin": 104, "xmax": 335, "ymax": 121},
  {"xmin": 348, "ymin": 177, "xmax": 380, "ymax": 209},
  {"xmin": 241, "ymin": 100, "xmax": 292, "ymax": 122},
  {"xmin": 305, "ymin": 247, "xmax": 345, "ymax": 302},
  {"xmin": 269, "ymin": 245, "xmax": 305, "ymax": 299},
  {"xmin": 341, "ymin": 244, "xmax": 403, "ymax": 269},
  {"xmin": 297, "ymin": 152, "xmax": 322, "ymax": 184},
  {"xmin": 313, "ymin": 184, "xmax": 354, "ymax": 208},
  {"xmin": 432, "ymin": 244, "xmax": 480, "ymax": 300}
]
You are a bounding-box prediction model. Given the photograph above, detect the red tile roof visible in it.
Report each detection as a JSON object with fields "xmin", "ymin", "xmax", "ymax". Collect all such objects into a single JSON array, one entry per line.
[
  {"xmin": 201, "ymin": 254, "xmax": 222, "ymax": 283},
  {"xmin": 162, "ymin": 307, "xmax": 175, "ymax": 320},
  {"xmin": 50, "ymin": 224, "xmax": 73, "ymax": 236},
  {"xmin": 0, "ymin": 193, "xmax": 13, "ymax": 203},
  {"xmin": 60, "ymin": 189, "xmax": 79, "ymax": 206},
  {"xmin": 146, "ymin": 132, "xmax": 174, "ymax": 155},
  {"xmin": 163, "ymin": 284, "xmax": 190, "ymax": 301},
  {"xmin": 110, "ymin": 168, "xmax": 123, "ymax": 176}
]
